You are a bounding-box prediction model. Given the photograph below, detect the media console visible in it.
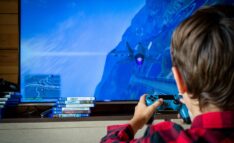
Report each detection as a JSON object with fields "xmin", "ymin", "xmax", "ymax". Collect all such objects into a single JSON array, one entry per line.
[{"xmin": 0, "ymin": 103, "xmax": 177, "ymax": 123}]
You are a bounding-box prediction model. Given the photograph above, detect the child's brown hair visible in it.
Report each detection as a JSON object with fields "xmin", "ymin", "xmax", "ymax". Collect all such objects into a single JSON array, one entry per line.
[{"xmin": 171, "ymin": 5, "xmax": 234, "ymax": 111}]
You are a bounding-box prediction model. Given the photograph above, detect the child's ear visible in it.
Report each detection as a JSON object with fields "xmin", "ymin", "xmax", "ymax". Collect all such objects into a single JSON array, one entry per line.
[{"xmin": 172, "ymin": 67, "xmax": 187, "ymax": 94}]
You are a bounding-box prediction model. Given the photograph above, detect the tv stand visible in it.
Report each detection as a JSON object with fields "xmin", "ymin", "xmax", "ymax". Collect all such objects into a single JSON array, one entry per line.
[{"xmin": 0, "ymin": 102, "xmax": 177, "ymax": 123}]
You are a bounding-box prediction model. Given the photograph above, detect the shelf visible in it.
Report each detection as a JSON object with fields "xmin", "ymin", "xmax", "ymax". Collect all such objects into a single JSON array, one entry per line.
[
  {"xmin": 0, "ymin": 102, "xmax": 178, "ymax": 123},
  {"xmin": 0, "ymin": 113, "xmax": 177, "ymax": 123}
]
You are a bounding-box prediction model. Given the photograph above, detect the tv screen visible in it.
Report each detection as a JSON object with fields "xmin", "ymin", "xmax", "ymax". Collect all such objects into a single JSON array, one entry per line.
[{"xmin": 20, "ymin": 0, "xmax": 232, "ymax": 102}]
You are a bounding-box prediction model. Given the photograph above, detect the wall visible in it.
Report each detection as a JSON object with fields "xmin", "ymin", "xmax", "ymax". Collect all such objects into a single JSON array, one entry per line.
[{"xmin": 0, "ymin": 0, "xmax": 18, "ymax": 84}]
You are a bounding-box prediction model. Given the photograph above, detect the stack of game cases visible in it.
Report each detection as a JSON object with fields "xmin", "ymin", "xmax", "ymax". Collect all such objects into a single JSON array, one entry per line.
[
  {"xmin": 52, "ymin": 96, "xmax": 95, "ymax": 118},
  {"xmin": 0, "ymin": 92, "xmax": 21, "ymax": 118}
]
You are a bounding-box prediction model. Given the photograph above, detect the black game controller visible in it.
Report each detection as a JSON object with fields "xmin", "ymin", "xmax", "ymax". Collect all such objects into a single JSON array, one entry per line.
[{"xmin": 145, "ymin": 94, "xmax": 191, "ymax": 124}]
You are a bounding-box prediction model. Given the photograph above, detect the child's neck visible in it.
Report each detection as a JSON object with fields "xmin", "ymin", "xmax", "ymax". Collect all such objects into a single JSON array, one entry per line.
[
  {"xmin": 202, "ymin": 105, "xmax": 222, "ymax": 113},
  {"xmin": 190, "ymin": 103, "xmax": 221, "ymax": 120}
]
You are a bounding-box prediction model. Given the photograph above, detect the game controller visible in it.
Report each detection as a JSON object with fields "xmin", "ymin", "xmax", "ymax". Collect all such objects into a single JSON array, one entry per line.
[{"xmin": 145, "ymin": 94, "xmax": 191, "ymax": 124}]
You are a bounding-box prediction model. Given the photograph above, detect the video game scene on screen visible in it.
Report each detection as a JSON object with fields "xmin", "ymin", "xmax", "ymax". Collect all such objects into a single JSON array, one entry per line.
[{"xmin": 20, "ymin": 0, "xmax": 233, "ymax": 102}]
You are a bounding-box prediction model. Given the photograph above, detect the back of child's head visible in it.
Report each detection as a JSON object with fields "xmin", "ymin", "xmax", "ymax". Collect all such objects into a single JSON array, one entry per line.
[{"xmin": 171, "ymin": 5, "xmax": 234, "ymax": 111}]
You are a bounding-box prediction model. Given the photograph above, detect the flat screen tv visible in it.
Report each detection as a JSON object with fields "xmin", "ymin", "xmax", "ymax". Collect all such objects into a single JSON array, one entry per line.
[{"xmin": 20, "ymin": 0, "xmax": 232, "ymax": 103}]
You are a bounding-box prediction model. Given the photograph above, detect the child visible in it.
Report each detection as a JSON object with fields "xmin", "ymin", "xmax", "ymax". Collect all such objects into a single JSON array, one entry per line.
[{"xmin": 101, "ymin": 5, "xmax": 234, "ymax": 143}]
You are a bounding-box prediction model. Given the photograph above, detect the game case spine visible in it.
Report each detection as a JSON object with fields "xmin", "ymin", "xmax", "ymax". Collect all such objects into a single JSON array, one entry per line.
[
  {"xmin": 0, "ymin": 101, "xmax": 6, "ymax": 104},
  {"xmin": 53, "ymin": 113, "xmax": 89, "ymax": 118},
  {"xmin": 53, "ymin": 107, "xmax": 90, "ymax": 111},
  {"xmin": 56, "ymin": 100, "xmax": 94, "ymax": 104},
  {"xmin": 59, "ymin": 97, "xmax": 95, "ymax": 101},
  {"xmin": 0, "ymin": 98, "xmax": 8, "ymax": 101},
  {"xmin": 0, "ymin": 92, "xmax": 21, "ymax": 98},
  {"xmin": 0, "ymin": 92, "xmax": 13, "ymax": 97},
  {"xmin": 57, "ymin": 104, "xmax": 94, "ymax": 108},
  {"xmin": 53, "ymin": 110, "xmax": 91, "ymax": 114}
]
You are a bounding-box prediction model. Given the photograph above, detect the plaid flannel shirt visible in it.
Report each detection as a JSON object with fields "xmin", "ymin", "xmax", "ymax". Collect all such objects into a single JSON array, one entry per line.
[{"xmin": 101, "ymin": 111, "xmax": 234, "ymax": 143}]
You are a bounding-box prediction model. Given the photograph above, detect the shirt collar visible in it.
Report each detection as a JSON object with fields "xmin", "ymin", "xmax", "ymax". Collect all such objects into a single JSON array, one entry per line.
[{"xmin": 191, "ymin": 111, "xmax": 234, "ymax": 129}]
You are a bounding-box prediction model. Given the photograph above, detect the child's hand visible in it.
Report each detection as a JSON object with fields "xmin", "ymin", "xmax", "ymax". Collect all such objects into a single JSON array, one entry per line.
[{"xmin": 129, "ymin": 94, "xmax": 163, "ymax": 135}]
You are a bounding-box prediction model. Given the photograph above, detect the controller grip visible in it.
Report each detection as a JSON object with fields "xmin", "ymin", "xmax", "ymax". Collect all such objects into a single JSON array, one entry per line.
[{"xmin": 179, "ymin": 104, "xmax": 191, "ymax": 124}]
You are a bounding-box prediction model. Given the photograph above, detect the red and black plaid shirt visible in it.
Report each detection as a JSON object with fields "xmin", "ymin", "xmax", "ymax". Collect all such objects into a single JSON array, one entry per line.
[{"xmin": 101, "ymin": 111, "xmax": 234, "ymax": 143}]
